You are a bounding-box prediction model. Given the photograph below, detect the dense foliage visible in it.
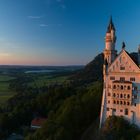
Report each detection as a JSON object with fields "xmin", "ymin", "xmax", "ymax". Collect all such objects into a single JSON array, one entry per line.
[
  {"xmin": 25, "ymin": 82, "xmax": 102, "ymax": 140},
  {"xmin": 99, "ymin": 116, "xmax": 140, "ymax": 140}
]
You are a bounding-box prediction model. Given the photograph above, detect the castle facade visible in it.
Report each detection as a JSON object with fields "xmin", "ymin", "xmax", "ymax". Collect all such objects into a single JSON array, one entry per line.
[{"xmin": 100, "ymin": 18, "xmax": 140, "ymax": 128}]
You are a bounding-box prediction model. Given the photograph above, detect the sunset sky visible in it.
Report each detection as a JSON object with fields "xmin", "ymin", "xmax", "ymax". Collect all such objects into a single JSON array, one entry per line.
[{"xmin": 0, "ymin": 0, "xmax": 140, "ymax": 65}]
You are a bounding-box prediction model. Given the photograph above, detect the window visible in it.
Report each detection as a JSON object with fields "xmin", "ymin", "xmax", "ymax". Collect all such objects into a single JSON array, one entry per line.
[
  {"xmin": 120, "ymin": 109, "xmax": 123, "ymax": 112},
  {"xmin": 117, "ymin": 101, "xmax": 119, "ymax": 104},
  {"xmin": 110, "ymin": 76, "xmax": 115, "ymax": 80},
  {"xmin": 120, "ymin": 77, "xmax": 125, "ymax": 81},
  {"xmin": 108, "ymin": 92, "xmax": 111, "ymax": 96},
  {"xmin": 120, "ymin": 94, "xmax": 123, "ymax": 98},
  {"xmin": 134, "ymin": 86, "xmax": 137, "ymax": 91},
  {"xmin": 107, "ymin": 108, "xmax": 109, "ymax": 111},
  {"xmin": 120, "ymin": 66, "xmax": 125, "ymax": 70},
  {"xmin": 113, "ymin": 85, "xmax": 116, "ymax": 89},
  {"xmin": 127, "ymin": 94, "xmax": 130, "ymax": 98},
  {"xmin": 108, "ymin": 100, "xmax": 110, "ymax": 104},
  {"xmin": 113, "ymin": 93, "xmax": 116, "ymax": 97},
  {"xmin": 124, "ymin": 101, "xmax": 126, "ymax": 105},
  {"xmin": 124, "ymin": 94, "xmax": 126, "ymax": 98},
  {"xmin": 134, "ymin": 103, "xmax": 136, "ymax": 106},
  {"xmin": 113, "ymin": 100, "xmax": 116, "ymax": 104},
  {"xmin": 125, "ymin": 109, "xmax": 128, "ymax": 115},
  {"xmin": 130, "ymin": 77, "xmax": 135, "ymax": 81},
  {"xmin": 124, "ymin": 85, "xmax": 126, "ymax": 90},
  {"xmin": 120, "ymin": 101, "xmax": 123, "ymax": 105},
  {"xmin": 128, "ymin": 86, "xmax": 131, "ymax": 90},
  {"xmin": 121, "ymin": 85, "xmax": 123, "ymax": 90},
  {"xmin": 127, "ymin": 102, "xmax": 130, "ymax": 106}
]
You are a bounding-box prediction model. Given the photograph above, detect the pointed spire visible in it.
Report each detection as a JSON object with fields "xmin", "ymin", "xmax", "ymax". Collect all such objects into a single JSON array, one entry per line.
[{"xmin": 107, "ymin": 16, "xmax": 115, "ymax": 33}]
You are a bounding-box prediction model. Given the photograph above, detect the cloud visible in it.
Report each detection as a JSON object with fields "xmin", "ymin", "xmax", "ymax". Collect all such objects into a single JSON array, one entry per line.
[
  {"xmin": 28, "ymin": 16, "xmax": 42, "ymax": 19},
  {"xmin": 40, "ymin": 24, "xmax": 49, "ymax": 27}
]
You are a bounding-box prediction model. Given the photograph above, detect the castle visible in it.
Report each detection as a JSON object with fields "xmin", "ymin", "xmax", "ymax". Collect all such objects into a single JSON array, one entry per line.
[{"xmin": 100, "ymin": 17, "xmax": 140, "ymax": 128}]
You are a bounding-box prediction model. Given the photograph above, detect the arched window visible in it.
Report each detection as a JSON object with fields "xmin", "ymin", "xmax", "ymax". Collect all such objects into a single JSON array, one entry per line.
[
  {"xmin": 124, "ymin": 101, "xmax": 126, "ymax": 105},
  {"xmin": 113, "ymin": 93, "xmax": 116, "ymax": 97},
  {"xmin": 108, "ymin": 92, "xmax": 111, "ymax": 96},
  {"xmin": 117, "ymin": 93, "xmax": 119, "ymax": 98},
  {"xmin": 127, "ymin": 94, "xmax": 130, "ymax": 98},
  {"xmin": 120, "ymin": 101, "xmax": 123, "ymax": 105},
  {"xmin": 117, "ymin": 101, "xmax": 119, "ymax": 104},
  {"xmin": 124, "ymin": 85, "xmax": 126, "ymax": 90},
  {"xmin": 128, "ymin": 86, "xmax": 130, "ymax": 90},
  {"xmin": 121, "ymin": 85, "xmax": 123, "ymax": 90},
  {"xmin": 113, "ymin": 100, "xmax": 116, "ymax": 104},
  {"xmin": 120, "ymin": 94, "xmax": 123, "ymax": 98},
  {"xmin": 113, "ymin": 85, "xmax": 116, "ymax": 89},
  {"xmin": 124, "ymin": 94, "xmax": 126, "ymax": 98},
  {"xmin": 127, "ymin": 102, "xmax": 130, "ymax": 106}
]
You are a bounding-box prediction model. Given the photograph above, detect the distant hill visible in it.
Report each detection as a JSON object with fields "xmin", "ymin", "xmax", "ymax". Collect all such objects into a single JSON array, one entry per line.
[{"xmin": 70, "ymin": 53, "xmax": 104, "ymax": 84}]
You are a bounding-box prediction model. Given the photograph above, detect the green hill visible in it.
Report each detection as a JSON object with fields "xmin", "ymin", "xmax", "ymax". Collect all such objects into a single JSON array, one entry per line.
[{"xmin": 70, "ymin": 53, "xmax": 104, "ymax": 84}]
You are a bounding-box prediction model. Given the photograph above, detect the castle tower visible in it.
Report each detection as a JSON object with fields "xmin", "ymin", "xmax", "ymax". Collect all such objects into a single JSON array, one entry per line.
[
  {"xmin": 100, "ymin": 17, "xmax": 117, "ymax": 128},
  {"xmin": 104, "ymin": 17, "xmax": 117, "ymax": 66}
]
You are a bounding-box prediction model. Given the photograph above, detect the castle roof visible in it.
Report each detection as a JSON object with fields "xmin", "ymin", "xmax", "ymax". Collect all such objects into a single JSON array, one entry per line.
[
  {"xmin": 107, "ymin": 16, "xmax": 115, "ymax": 33},
  {"xmin": 109, "ymin": 49, "xmax": 140, "ymax": 69},
  {"xmin": 31, "ymin": 117, "xmax": 47, "ymax": 128}
]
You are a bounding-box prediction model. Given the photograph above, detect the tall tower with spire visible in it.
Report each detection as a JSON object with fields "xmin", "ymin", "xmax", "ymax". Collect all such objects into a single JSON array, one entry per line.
[
  {"xmin": 100, "ymin": 17, "xmax": 117, "ymax": 128},
  {"xmin": 104, "ymin": 17, "xmax": 117, "ymax": 65}
]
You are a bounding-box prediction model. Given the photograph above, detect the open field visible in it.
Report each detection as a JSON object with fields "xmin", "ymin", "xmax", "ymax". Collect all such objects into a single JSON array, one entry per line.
[
  {"xmin": 0, "ymin": 66, "xmax": 83, "ymax": 104},
  {"xmin": 0, "ymin": 73, "xmax": 70, "ymax": 104}
]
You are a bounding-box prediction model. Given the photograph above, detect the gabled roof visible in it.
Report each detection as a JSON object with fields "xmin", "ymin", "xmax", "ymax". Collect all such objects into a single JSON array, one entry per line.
[
  {"xmin": 108, "ymin": 49, "xmax": 140, "ymax": 72},
  {"xmin": 122, "ymin": 50, "xmax": 140, "ymax": 70},
  {"xmin": 31, "ymin": 118, "xmax": 47, "ymax": 127}
]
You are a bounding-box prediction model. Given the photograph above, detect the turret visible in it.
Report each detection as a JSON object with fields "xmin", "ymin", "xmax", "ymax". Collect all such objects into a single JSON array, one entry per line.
[{"xmin": 104, "ymin": 17, "xmax": 117, "ymax": 65}]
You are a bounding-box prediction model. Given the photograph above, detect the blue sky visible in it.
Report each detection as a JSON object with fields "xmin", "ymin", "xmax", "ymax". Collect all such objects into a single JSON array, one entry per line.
[{"xmin": 0, "ymin": 0, "xmax": 140, "ymax": 65}]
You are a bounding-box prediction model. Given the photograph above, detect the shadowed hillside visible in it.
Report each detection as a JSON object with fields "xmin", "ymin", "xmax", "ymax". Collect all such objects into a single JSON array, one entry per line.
[{"xmin": 70, "ymin": 53, "xmax": 104, "ymax": 84}]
